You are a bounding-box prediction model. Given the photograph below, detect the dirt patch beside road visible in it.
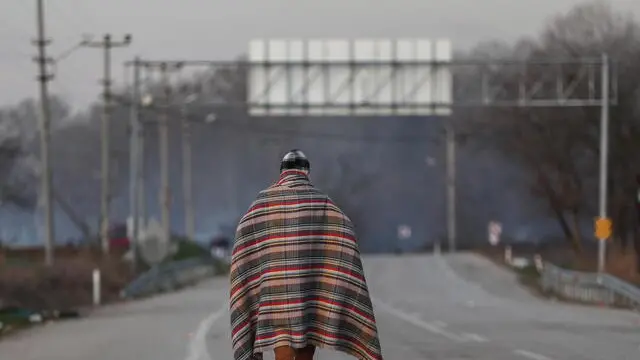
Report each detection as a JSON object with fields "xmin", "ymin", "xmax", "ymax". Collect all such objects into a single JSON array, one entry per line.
[{"xmin": 0, "ymin": 247, "xmax": 134, "ymax": 337}]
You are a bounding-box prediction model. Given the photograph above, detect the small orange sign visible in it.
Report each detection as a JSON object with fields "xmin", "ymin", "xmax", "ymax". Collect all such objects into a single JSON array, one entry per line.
[{"xmin": 594, "ymin": 217, "xmax": 612, "ymax": 240}]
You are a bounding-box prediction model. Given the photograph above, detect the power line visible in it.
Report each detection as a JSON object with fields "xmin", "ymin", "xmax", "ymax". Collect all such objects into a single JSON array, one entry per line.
[{"xmin": 110, "ymin": 94, "xmax": 441, "ymax": 144}]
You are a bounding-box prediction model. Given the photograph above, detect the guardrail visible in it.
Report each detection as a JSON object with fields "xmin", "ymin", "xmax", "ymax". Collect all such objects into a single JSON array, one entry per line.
[
  {"xmin": 599, "ymin": 273, "xmax": 640, "ymax": 309},
  {"xmin": 540, "ymin": 262, "xmax": 640, "ymax": 310},
  {"xmin": 120, "ymin": 257, "xmax": 220, "ymax": 299}
]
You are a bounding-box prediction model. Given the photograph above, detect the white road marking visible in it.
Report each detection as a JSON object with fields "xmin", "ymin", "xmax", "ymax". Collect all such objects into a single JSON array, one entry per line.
[
  {"xmin": 460, "ymin": 332, "xmax": 489, "ymax": 342},
  {"xmin": 513, "ymin": 349, "xmax": 553, "ymax": 360},
  {"xmin": 372, "ymin": 298, "xmax": 466, "ymax": 342},
  {"xmin": 185, "ymin": 303, "xmax": 229, "ymax": 360},
  {"xmin": 432, "ymin": 320, "xmax": 448, "ymax": 327}
]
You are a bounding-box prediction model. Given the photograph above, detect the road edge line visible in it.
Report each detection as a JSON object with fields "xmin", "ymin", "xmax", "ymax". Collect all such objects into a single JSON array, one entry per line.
[{"xmin": 185, "ymin": 302, "xmax": 228, "ymax": 360}]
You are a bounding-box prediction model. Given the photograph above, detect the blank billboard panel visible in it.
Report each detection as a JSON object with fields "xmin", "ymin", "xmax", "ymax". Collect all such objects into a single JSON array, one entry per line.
[{"xmin": 247, "ymin": 38, "xmax": 452, "ymax": 117}]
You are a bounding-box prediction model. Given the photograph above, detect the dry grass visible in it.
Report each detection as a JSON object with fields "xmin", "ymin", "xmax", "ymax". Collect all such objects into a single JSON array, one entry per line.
[
  {"xmin": 600, "ymin": 245, "xmax": 639, "ymax": 284},
  {"xmin": 0, "ymin": 247, "xmax": 134, "ymax": 311},
  {"xmin": 476, "ymin": 242, "xmax": 640, "ymax": 285}
]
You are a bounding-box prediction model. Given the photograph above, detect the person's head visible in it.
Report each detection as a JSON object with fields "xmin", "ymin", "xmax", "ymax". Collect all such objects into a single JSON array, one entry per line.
[{"xmin": 280, "ymin": 149, "xmax": 310, "ymax": 175}]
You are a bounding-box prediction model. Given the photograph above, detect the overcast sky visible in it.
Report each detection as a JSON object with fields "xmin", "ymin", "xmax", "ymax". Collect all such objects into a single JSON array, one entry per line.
[{"xmin": 2, "ymin": 0, "xmax": 639, "ymax": 109}]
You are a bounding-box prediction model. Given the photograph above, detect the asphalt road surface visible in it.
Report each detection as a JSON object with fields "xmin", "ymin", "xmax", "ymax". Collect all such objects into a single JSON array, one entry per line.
[{"xmin": 1, "ymin": 253, "xmax": 639, "ymax": 360}]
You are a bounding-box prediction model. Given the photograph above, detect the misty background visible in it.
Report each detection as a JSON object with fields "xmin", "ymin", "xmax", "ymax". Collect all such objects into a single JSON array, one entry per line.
[{"xmin": 1, "ymin": 1, "xmax": 639, "ymax": 254}]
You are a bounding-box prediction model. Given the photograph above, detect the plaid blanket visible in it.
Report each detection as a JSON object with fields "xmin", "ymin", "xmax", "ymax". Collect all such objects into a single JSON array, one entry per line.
[{"xmin": 230, "ymin": 170, "xmax": 383, "ymax": 360}]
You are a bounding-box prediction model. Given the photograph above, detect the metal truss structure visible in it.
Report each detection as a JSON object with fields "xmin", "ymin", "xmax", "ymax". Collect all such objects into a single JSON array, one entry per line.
[
  {"xmin": 124, "ymin": 55, "xmax": 617, "ymax": 267},
  {"xmin": 125, "ymin": 58, "xmax": 617, "ymax": 111}
]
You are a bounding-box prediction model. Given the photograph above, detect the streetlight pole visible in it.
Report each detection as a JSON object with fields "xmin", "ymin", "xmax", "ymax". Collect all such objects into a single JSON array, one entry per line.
[{"xmin": 50, "ymin": 35, "xmax": 94, "ymax": 76}]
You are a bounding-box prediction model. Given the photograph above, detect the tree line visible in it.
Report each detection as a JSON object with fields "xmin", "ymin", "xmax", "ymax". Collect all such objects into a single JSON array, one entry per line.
[
  {"xmin": 457, "ymin": 1, "xmax": 640, "ymax": 269},
  {"xmin": 0, "ymin": 1, "xmax": 638, "ymax": 266}
]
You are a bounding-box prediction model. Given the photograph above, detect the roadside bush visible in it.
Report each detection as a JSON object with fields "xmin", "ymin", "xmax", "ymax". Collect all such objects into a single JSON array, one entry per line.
[{"xmin": 170, "ymin": 238, "xmax": 210, "ymax": 261}]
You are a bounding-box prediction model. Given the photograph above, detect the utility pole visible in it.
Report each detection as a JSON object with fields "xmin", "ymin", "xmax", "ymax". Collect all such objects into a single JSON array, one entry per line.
[
  {"xmin": 33, "ymin": 0, "xmax": 55, "ymax": 266},
  {"xmin": 159, "ymin": 63, "xmax": 172, "ymax": 245},
  {"xmin": 128, "ymin": 57, "xmax": 141, "ymax": 273},
  {"xmin": 83, "ymin": 34, "xmax": 132, "ymax": 255},
  {"xmin": 597, "ymin": 53, "xmax": 610, "ymax": 275},
  {"xmin": 181, "ymin": 100, "xmax": 195, "ymax": 241},
  {"xmin": 137, "ymin": 64, "xmax": 153, "ymax": 231},
  {"xmin": 446, "ymin": 121, "xmax": 456, "ymax": 252},
  {"xmin": 138, "ymin": 122, "xmax": 147, "ymax": 227}
]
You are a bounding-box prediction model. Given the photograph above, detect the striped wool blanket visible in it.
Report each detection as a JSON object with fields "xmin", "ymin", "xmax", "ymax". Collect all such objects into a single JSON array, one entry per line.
[{"xmin": 229, "ymin": 170, "xmax": 383, "ymax": 360}]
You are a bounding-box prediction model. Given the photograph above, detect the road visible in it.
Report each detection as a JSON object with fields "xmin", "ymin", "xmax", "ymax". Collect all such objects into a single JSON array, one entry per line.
[{"xmin": 1, "ymin": 253, "xmax": 639, "ymax": 360}]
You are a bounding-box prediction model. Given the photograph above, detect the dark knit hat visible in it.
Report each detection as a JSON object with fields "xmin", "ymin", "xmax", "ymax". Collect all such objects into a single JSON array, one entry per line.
[{"xmin": 280, "ymin": 149, "xmax": 310, "ymax": 171}]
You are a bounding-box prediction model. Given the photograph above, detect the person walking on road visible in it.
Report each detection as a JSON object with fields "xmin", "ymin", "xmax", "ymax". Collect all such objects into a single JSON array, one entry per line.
[{"xmin": 229, "ymin": 149, "xmax": 383, "ymax": 360}]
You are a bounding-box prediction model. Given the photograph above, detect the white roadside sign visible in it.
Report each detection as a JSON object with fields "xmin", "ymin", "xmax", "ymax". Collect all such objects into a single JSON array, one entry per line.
[
  {"xmin": 398, "ymin": 225, "xmax": 412, "ymax": 240},
  {"xmin": 488, "ymin": 221, "xmax": 502, "ymax": 246}
]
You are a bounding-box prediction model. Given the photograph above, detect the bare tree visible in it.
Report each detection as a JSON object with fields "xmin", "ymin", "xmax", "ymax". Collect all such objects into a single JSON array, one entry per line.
[
  {"xmin": 459, "ymin": 1, "xmax": 640, "ymax": 258},
  {"xmin": 537, "ymin": 1, "xmax": 640, "ymax": 262}
]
